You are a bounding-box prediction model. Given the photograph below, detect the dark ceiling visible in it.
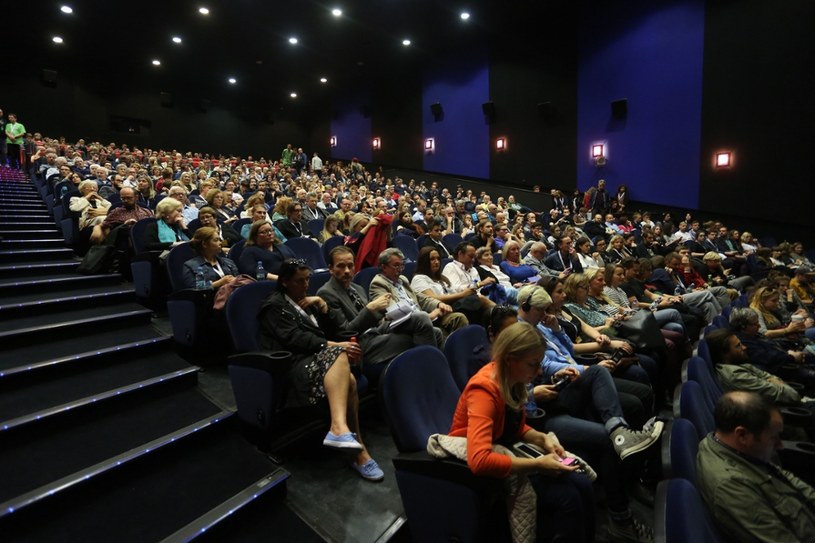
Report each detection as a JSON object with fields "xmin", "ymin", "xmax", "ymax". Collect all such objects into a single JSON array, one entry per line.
[{"xmin": 7, "ymin": 1, "xmax": 570, "ymax": 111}]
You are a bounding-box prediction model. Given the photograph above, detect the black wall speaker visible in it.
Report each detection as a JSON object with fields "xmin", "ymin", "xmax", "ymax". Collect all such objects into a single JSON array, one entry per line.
[
  {"xmin": 481, "ymin": 101, "xmax": 495, "ymax": 123},
  {"xmin": 611, "ymin": 99, "xmax": 628, "ymax": 119},
  {"xmin": 430, "ymin": 102, "xmax": 443, "ymax": 121},
  {"xmin": 160, "ymin": 92, "xmax": 173, "ymax": 107},
  {"xmin": 41, "ymin": 69, "xmax": 58, "ymax": 87}
]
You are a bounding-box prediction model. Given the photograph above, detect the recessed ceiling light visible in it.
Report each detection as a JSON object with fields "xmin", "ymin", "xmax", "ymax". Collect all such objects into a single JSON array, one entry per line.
[
  {"xmin": 152, "ymin": 59, "xmax": 161, "ymax": 66},
  {"xmin": 172, "ymin": 36, "xmax": 182, "ymax": 44},
  {"xmin": 198, "ymin": 7, "xmax": 209, "ymax": 15},
  {"xmin": 60, "ymin": 5, "xmax": 73, "ymax": 14},
  {"xmin": 460, "ymin": 12, "xmax": 470, "ymax": 21},
  {"xmin": 402, "ymin": 39, "xmax": 411, "ymax": 46},
  {"xmin": 320, "ymin": 77, "xmax": 328, "ymax": 83},
  {"xmin": 332, "ymin": 8, "xmax": 342, "ymax": 17},
  {"xmin": 290, "ymin": 92, "xmax": 298, "ymax": 98},
  {"xmin": 52, "ymin": 36, "xmax": 64, "ymax": 44},
  {"xmin": 228, "ymin": 77, "xmax": 237, "ymax": 84},
  {"xmin": 288, "ymin": 37, "xmax": 298, "ymax": 45}
]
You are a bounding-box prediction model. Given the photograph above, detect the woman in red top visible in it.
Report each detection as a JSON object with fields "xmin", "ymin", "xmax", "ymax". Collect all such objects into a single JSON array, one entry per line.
[{"xmin": 449, "ymin": 321, "xmax": 595, "ymax": 542}]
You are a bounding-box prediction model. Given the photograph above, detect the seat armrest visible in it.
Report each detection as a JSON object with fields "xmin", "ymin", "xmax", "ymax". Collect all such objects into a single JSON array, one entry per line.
[
  {"xmin": 228, "ymin": 351, "xmax": 292, "ymax": 373},
  {"xmin": 392, "ymin": 451, "xmax": 504, "ymax": 492}
]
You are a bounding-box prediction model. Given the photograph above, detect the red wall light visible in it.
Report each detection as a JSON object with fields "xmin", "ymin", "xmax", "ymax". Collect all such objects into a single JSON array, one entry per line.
[
  {"xmin": 591, "ymin": 143, "xmax": 604, "ymax": 158},
  {"xmin": 424, "ymin": 138, "xmax": 435, "ymax": 153},
  {"xmin": 372, "ymin": 137, "xmax": 381, "ymax": 150},
  {"xmin": 496, "ymin": 137, "xmax": 507, "ymax": 152},
  {"xmin": 715, "ymin": 151, "xmax": 732, "ymax": 169},
  {"xmin": 329, "ymin": 136, "xmax": 337, "ymax": 148}
]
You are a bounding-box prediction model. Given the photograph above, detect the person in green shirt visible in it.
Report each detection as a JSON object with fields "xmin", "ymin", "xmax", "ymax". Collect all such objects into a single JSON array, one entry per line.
[
  {"xmin": 4, "ymin": 113, "xmax": 25, "ymax": 169},
  {"xmin": 280, "ymin": 143, "xmax": 294, "ymax": 167}
]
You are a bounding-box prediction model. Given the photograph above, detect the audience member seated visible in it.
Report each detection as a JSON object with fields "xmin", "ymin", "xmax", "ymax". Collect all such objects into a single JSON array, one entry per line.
[
  {"xmin": 441, "ymin": 242, "xmax": 496, "ymax": 315},
  {"xmin": 474, "ymin": 246, "xmax": 521, "ymax": 304},
  {"xmin": 422, "ymin": 218, "xmax": 452, "ymax": 258},
  {"xmin": 749, "ymin": 286, "xmax": 808, "ymax": 342},
  {"xmin": 544, "ymin": 235, "xmax": 583, "ymax": 274},
  {"xmin": 647, "ymin": 253, "xmax": 722, "ymax": 322},
  {"xmin": 696, "ymin": 391, "xmax": 815, "ymax": 542},
  {"xmin": 194, "ymin": 204, "xmax": 237, "ymax": 245},
  {"xmin": 90, "ymin": 186, "xmax": 154, "ymax": 245},
  {"xmin": 790, "ymin": 266, "xmax": 815, "ymax": 306},
  {"xmin": 144, "ymin": 197, "xmax": 190, "ymax": 251},
  {"xmin": 574, "ymin": 236, "xmax": 603, "ymax": 269},
  {"xmin": 522, "ymin": 241, "xmax": 562, "ymax": 278},
  {"xmin": 275, "ymin": 201, "xmax": 306, "ymax": 239},
  {"xmin": 370, "ymin": 248, "xmax": 466, "ymax": 342},
  {"xmin": 702, "ymin": 251, "xmax": 753, "ymax": 292},
  {"xmin": 500, "ymin": 240, "xmax": 545, "ymax": 283},
  {"xmin": 205, "ymin": 189, "xmax": 236, "ymax": 224},
  {"xmin": 706, "ymin": 329, "xmax": 804, "ymax": 407},
  {"xmin": 238, "ymin": 220, "xmax": 295, "ymax": 281},
  {"xmin": 411, "ymin": 246, "xmax": 484, "ymax": 326},
  {"xmin": 70, "ymin": 180, "xmax": 111, "ymax": 233},
  {"xmin": 181, "ymin": 227, "xmax": 238, "ymax": 291},
  {"xmin": 167, "ymin": 185, "xmax": 199, "ymax": 224},
  {"xmin": 258, "ymin": 259, "xmax": 384, "ymax": 482},
  {"xmin": 448, "ymin": 321, "xmax": 596, "ymax": 543},
  {"xmin": 318, "ymin": 214, "xmax": 343, "ymax": 243}
]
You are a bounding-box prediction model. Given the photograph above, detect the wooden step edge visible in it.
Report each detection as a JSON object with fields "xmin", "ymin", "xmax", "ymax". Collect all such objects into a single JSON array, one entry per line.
[
  {"xmin": 0, "ymin": 409, "xmax": 233, "ymax": 519},
  {"xmin": 159, "ymin": 468, "xmax": 291, "ymax": 543}
]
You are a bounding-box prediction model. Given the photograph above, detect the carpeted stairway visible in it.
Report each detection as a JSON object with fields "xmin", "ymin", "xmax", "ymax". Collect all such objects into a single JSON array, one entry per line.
[{"xmin": 0, "ymin": 170, "xmax": 321, "ymax": 541}]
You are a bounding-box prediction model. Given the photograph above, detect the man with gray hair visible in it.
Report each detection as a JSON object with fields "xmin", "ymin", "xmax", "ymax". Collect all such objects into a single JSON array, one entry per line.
[
  {"xmin": 697, "ymin": 391, "xmax": 815, "ymax": 542},
  {"xmin": 369, "ymin": 248, "xmax": 466, "ymax": 342},
  {"xmin": 523, "ymin": 242, "xmax": 562, "ymax": 278}
]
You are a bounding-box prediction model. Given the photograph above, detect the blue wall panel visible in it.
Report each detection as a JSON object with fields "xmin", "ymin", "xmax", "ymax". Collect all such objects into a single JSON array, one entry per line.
[
  {"xmin": 577, "ymin": 1, "xmax": 705, "ymax": 209},
  {"xmin": 330, "ymin": 87, "xmax": 372, "ymax": 163}
]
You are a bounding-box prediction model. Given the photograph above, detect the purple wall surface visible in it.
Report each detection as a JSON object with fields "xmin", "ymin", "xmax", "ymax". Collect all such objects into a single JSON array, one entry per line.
[
  {"xmin": 330, "ymin": 87, "xmax": 372, "ymax": 164},
  {"xmin": 577, "ymin": 0, "xmax": 705, "ymax": 209},
  {"xmin": 422, "ymin": 50, "xmax": 490, "ymax": 178}
]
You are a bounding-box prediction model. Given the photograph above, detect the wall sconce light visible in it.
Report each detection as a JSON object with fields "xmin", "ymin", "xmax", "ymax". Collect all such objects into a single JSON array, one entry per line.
[
  {"xmin": 496, "ymin": 137, "xmax": 507, "ymax": 152},
  {"xmin": 591, "ymin": 143, "xmax": 604, "ymax": 158},
  {"xmin": 330, "ymin": 136, "xmax": 337, "ymax": 148},
  {"xmin": 424, "ymin": 138, "xmax": 435, "ymax": 153},
  {"xmin": 715, "ymin": 151, "xmax": 732, "ymax": 169},
  {"xmin": 372, "ymin": 137, "xmax": 381, "ymax": 150}
]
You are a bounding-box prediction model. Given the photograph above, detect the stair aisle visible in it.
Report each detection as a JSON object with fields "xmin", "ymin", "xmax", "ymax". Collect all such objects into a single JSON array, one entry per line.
[{"xmin": 0, "ymin": 174, "xmax": 318, "ymax": 541}]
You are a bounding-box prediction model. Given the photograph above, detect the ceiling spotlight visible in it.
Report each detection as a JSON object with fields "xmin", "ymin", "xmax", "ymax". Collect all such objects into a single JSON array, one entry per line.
[
  {"xmin": 288, "ymin": 37, "xmax": 298, "ymax": 45},
  {"xmin": 172, "ymin": 36, "xmax": 182, "ymax": 44},
  {"xmin": 60, "ymin": 5, "xmax": 73, "ymax": 14},
  {"xmin": 319, "ymin": 77, "xmax": 328, "ymax": 83},
  {"xmin": 332, "ymin": 8, "xmax": 343, "ymax": 17},
  {"xmin": 52, "ymin": 36, "xmax": 64, "ymax": 44},
  {"xmin": 228, "ymin": 77, "xmax": 237, "ymax": 84},
  {"xmin": 290, "ymin": 92, "xmax": 298, "ymax": 98},
  {"xmin": 402, "ymin": 39, "xmax": 411, "ymax": 46},
  {"xmin": 460, "ymin": 12, "xmax": 470, "ymax": 20},
  {"xmin": 198, "ymin": 7, "xmax": 210, "ymax": 15},
  {"xmin": 152, "ymin": 59, "xmax": 161, "ymax": 66}
]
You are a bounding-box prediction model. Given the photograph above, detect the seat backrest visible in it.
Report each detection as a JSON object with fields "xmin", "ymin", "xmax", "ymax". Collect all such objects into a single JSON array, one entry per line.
[
  {"xmin": 655, "ymin": 479, "xmax": 723, "ymax": 543},
  {"xmin": 381, "ymin": 345, "xmax": 461, "ymax": 452},
  {"xmin": 321, "ymin": 235, "xmax": 345, "ymax": 264},
  {"xmin": 442, "ymin": 233, "xmax": 463, "ymax": 252},
  {"xmin": 186, "ymin": 218, "xmax": 202, "ymax": 234},
  {"xmin": 392, "ymin": 235, "xmax": 419, "ymax": 262},
  {"xmin": 227, "ymin": 238, "xmax": 246, "ymax": 264},
  {"xmin": 685, "ymin": 356, "xmax": 722, "ymax": 411},
  {"xmin": 308, "ymin": 270, "xmax": 331, "ymax": 295},
  {"xmin": 696, "ymin": 339, "xmax": 712, "ymax": 365},
  {"xmin": 678, "ymin": 381, "xmax": 715, "ymax": 440},
  {"xmin": 711, "ymin": 315, "xmax": 729, "ymax": 330},
  {"xmin": 307, "ymin": 218, "xmax": 325, "ymax": 238},
  {"xmin": 285, "ymin": 237, "xmax": 327, "ymax": 270},
  {"xmin": 662, "ymin": 419, "xmax": 700, "ymax": 485},
  {"xmin": 130, "ymin": 217, "xmax": 158, "ymax": 254},
  {"xmin": 165, "ymin": 242, "xmax": 194, "ymax": 292},
  {"xmin": 352, "ymin": 266, "xmax": 379, "ymax": 294},
  {"xmin": 443, "ymin": 325, "xmax": 491, "ymax": 391},
  {"xmin": 233, "ymin": 217, "xmax": 252, "ymax": 234},
  {"xmin": 225, "ymin": 280, "xmax": 278, "ymax": 352}
]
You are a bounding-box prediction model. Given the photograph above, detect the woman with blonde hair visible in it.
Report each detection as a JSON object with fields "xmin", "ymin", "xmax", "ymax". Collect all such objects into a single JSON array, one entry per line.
[
  {"xmin": 272, "ymin": 195, "xmax": 292, "ymax": 221},
  {"xmin": 749, "ymin": 286, "xmax": 806, "ymax": 340},
  {"xmin": 449, "ymin": 321, "xmax": 594, "ymax": 542}
]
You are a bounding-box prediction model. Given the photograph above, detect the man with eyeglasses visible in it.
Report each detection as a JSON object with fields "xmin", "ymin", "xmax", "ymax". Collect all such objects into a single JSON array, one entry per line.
[
  {"xmin": 275, "ymin": 201, "xmax": 306, "ymax": 239},
  {"xmin": 168, "ymin": 186, "xmax": 199, "ymax": 223},
  {"xmin": 369, "ymin": 248, "xmax": 466, "ymax": 343},
  {"xmin": 544, "ymin": 236, "xmax": 583, "ymax": 274}
]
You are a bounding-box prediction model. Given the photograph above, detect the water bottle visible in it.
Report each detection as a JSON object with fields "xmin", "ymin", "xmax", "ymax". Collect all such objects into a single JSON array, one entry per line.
[
  {"xmin": 256, "ymin": 260, "xmax": 265, "ymax": 281},
  {"xmin": 347, "ymin": 336, "xmax": 362, "ymax": 365},
  {"xmin": 195, "ymin": 266, "xmax": 206, "ymax": 290},
  {"xmin": 525, "ymin": 382, "xmax": 538, "ymax": 418}
]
